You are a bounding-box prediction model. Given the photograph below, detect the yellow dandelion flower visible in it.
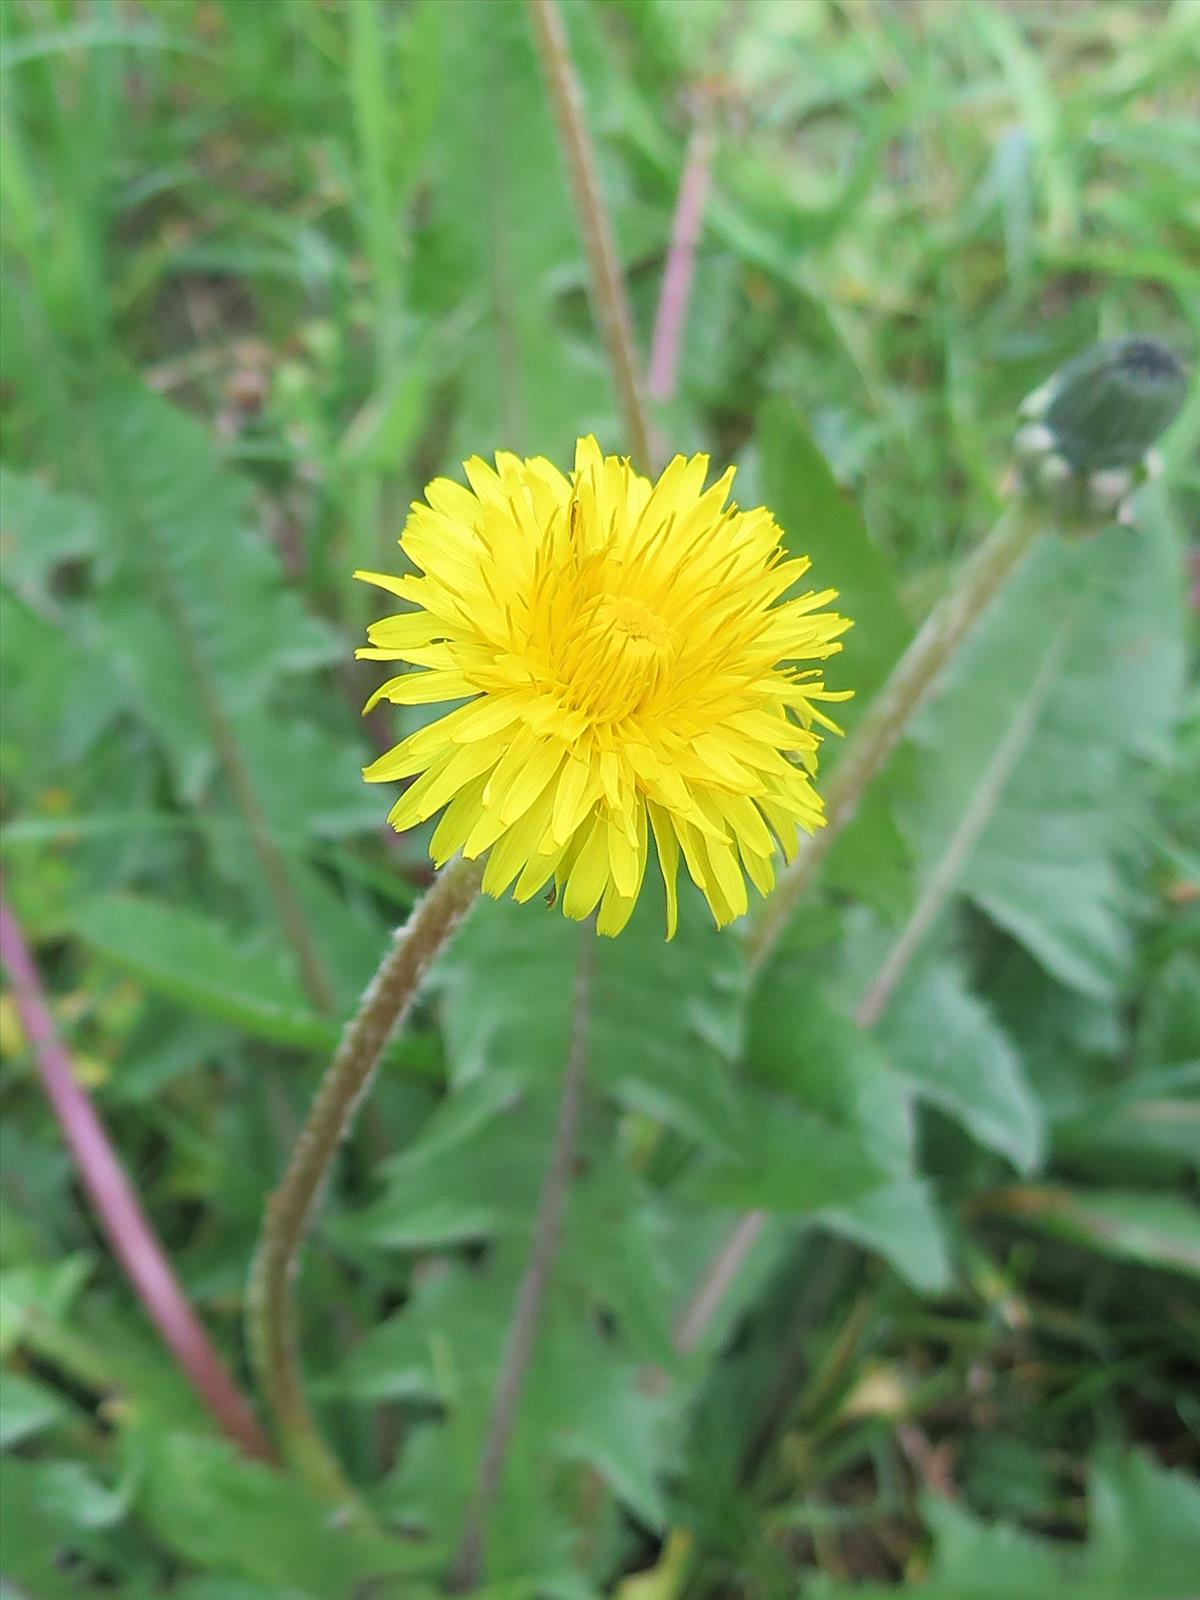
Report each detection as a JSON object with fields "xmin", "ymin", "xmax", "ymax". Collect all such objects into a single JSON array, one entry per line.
[{"xmin": 358, "ymin": 438, "xmax": 851, "ymax": 938}]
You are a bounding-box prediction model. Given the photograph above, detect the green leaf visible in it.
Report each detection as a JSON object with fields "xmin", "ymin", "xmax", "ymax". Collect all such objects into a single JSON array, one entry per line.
[
  {"xmin": 130, "ymin": 1430, "xmax": 410, "ymax": 1597},
  {"xmin": 25, "ymin": 1459, "xmax": 131, "ymax": 1530},
  {"xmin": 821, "ymin": 1178, "xmax": 953, "ymax": 1293},
  {"xmin": 691, "ymin": 1093, "xmax": 891, "ymax": 1214},
  {"xmin": 0, "ymin": 1257, "xmax": 91, "ymax": 1358},
  {"xmin": 333, "ymin": 1254, "xmax": 671, "ymax": 1577},
  {"xmin": 0, "ymin": 1369, "xmax": 67, "ymax": 1448},
  {"xmin": 757, "ymin": 397, "xmax": 911, "ymax": 712},
  {"xmin": 0, "ymin": 589, "xmax": 126, "ymax": 786},
  {"xmin": 985, "ymin": 1186, "xmax": 1200, "ymax": 1279},
  {"xmin": 1053, "ymin": 1062, "xmax": 1200, "ymax": 1177},
  {"xmin": 879, "ymin": 962, "xmax": 1043, "ymax": 1172},
  {"xmin": 338, "ymin": 1078, "xmax": 551, "ymax": 1252},
  {"xmin": 72, "ymin": 893, "xmax": 335, "ymax": 1050},
  {"xmin": 756, "ymin": 399, "xmax": 915, "ymax": 905},
  {"xmin": 900, "ymin": 515, "xmax": 1186, "ymax": 997},
  {"xmin": 341, "ymin": 1085, "xmax": 681, "ymax": 1367},
  {"xmin": 1083, "ymin": 1448, "xmax": 1200, "ymax": 1598},
  {"xmin": 440, "ymin": 889, "xmax": 747, "ymax": 1151},
  {"xmin": 413, "ymin": 0, "xmax": 617, "ymax": 459},
  {"xmin": 0, "ymin": 466, "xmax": 100, "ymax": 602},
  {"xmin": 91, "ymin": 382, "xmax": 345, "ymax": 801},
  {"xmin": 746, "ymin": 979, "xmax": 913, "ymax": 1175},
  {"xmin": 0, "ymin": 1457, "xmax": 92, "ymax": 1598},
  {"xmin": 812, "ymin": 1450, "xmax": 1200, "ymax": 1600}
]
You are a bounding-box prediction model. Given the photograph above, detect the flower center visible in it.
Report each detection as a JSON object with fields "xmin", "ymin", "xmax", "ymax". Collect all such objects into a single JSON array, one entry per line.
[
  {"xmin": 596, "ymin": 595, "xmax": 675, "ymax": 654},
  {"xmin": 560, "ymin": 594, "xmax": 677, "ymax": 722}
]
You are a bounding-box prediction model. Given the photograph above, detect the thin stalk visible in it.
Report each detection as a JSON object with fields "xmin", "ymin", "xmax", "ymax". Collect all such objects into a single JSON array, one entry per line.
[
  {"xmin": 747, "ymin": 501, "xmax": 1043, "ymax": 975},
  {"xmin": 680, "ymin": 501, "xmax": 1045, "ymax": 1356},
  {"xmin": 247, "ymin": 856, "xmax": 483, "ymax": 1512},
  {"xmin": 349, "ymin": 0, "xmax": 403, "ymax": 373},
  {"xmin": 345, "ymin": 0, "xmax": 402, "ymax": 637},
  {"xmin": 648, "ymin": 115, "xmax": 715, "ymax": 405},
  {"xmin": 449, "ymin": 925, "xmax": 596, "ymax": 1591},
  {"xmin": 0, "ymin": 894, "xmax": 273, "ymax": 1464},
  {"xmin": 524, "ymin": 0, "xmax": 653, "ymax": 474},
  {"xmin": 675, "ymin": 1209, "xmax": 768, "ymax": 1357}
]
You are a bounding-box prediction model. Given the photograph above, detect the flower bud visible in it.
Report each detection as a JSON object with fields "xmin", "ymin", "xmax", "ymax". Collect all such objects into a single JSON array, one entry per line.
[{"xmin": 1014, "ymin": 337, "xmax": 1189, "ymax": 529}]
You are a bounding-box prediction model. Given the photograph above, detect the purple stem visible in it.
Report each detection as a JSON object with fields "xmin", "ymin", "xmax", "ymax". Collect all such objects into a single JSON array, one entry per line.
[
  {"xmin": 0, "ymin": 894, "xmax": 275, "ymax": 1464},
  {"xmin": 648, "ymin": 118, "xmax": 715, "ymax": 404}
]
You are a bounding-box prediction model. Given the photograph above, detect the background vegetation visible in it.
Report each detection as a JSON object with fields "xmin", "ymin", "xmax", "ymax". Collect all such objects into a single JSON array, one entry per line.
[{"xmin": 1, "ymin": 1, "xmax": 1198, "ymax": 1596}]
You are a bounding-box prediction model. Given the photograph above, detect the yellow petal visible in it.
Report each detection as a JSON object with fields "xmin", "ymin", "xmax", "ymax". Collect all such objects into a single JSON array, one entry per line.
[
  {"xmin": 647, "ymin": 802, "xmax": 680, "ymax": 941},
  {"xmin": 385, "ymin": 742, "xmax": 497, "ymax": 831},
  {"xmin": 562, "ymin": 814, "xmax": 611, "ymax": 922},
  {"xmin": 596, "ymin": 880, "xmax": 638, "ymax": 937},
  {"xmin": 551, "ymin": 755, "xmax": 598, "ymax": 845}
]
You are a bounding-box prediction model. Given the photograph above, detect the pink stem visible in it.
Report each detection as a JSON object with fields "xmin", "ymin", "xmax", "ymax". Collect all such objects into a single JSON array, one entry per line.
[
  {"xmin": 0, "ymin": 894, "xmax": 275, "ymax": 1464},
  {"xmin": 648, "ymin": 118, "xmax": 715, "ymax": 404}
]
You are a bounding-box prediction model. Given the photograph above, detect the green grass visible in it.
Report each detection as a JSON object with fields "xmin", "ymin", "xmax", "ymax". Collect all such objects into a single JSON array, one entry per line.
[{"xmin": 1, "ymin": 1, "xmax": 1198, "ymax": 1595}]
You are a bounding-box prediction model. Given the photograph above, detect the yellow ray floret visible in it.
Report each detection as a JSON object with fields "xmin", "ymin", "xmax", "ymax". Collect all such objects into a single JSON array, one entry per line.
[{"xmin": 357, "ymin": 438, "xmax": 851, "ymax": 938}]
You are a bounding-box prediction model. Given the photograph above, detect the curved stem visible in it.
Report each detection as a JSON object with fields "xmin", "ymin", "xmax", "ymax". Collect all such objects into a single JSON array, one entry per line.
[
  {"xmin": 247, "ymin": 856, "xmax": 483, "ymax": 1510},
  {"xmin": 0, "ymin": 894, "xmax": 274, "ymax": 1463},
  {"xmin": 449, "ymin": 923, "xmax": 595, "ymax": 1590},
  {"xmin": 525, "ymin": 0, "xmax": 653, "ymax": 475},
  {"xmin": 747, "ymin": 502, "xmax": 1043, "ymax": 975}
]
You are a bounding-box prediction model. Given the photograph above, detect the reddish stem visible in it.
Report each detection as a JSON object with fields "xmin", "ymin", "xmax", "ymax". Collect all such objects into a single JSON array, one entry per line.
[
  {"xmin": 0, "ymin": 894, "xmax": 274, "ymax": 1464},
  {"xmin": 648, "ymin": 117, "xmax": 715, "ymax": 405}
]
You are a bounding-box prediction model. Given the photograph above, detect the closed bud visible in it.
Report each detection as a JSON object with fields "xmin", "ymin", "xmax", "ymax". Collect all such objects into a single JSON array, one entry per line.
[{"xmin": 1015, "ymin": 337, "xmax": 1189, "ymax": 530}]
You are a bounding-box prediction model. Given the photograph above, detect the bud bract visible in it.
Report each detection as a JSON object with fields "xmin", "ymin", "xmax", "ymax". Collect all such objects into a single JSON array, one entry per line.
[{"xmin": 1015, "ymin": 336, "xmax": 1189, "ymax": 529}]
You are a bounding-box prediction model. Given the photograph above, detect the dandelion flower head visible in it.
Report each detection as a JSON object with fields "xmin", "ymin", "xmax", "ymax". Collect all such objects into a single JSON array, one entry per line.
[{"xmin": 358, "ymin": 438, "xmax": 851, "ymax": 937}]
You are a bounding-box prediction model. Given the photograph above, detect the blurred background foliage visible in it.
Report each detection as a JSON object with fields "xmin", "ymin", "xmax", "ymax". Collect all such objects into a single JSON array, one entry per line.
[{"xmin": 1, "ymin": 0, "xmax": 1198, "ymax": 1596}]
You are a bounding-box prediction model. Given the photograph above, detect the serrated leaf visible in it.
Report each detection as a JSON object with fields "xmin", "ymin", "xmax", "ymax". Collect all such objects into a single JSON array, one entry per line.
[
  {"xmin": 339, "ymin": 1081, "xmax": 550, "ymax": 1252},
  {"xmin": 0, "ymin": 590, "xmax": 126, "ymax": 783},
  {"xmin": 880, "ymin": 962, "xmax": 1043, "ymax": 1172},
  {"xmin": 440, "ymin": 889, "xmax": 747, "ymax": 1151},
  {"xmin": 91, "ymin": 383, "xmax": 346, "ymax": 801},
  {"xmin": 130, "ymin": 1431, "xmax": 408, "ymax": 1597},
  {"xmin": 334, "ymin": 1254, "xmax": 671, "ymax": 1577},
  {"xmin": 0, "ymin": 466, "xmax": 100, "ymax": 602},
  {"xmin": 900, "ymin": 515, "xmax": 1185, "ymax": 997},
  {"xmin": 338, "ymin": 1077, "xmax": 680, "ymax": 1363},
  {"xmin": 811, "ymin": 1450, "xmax": 1200, "ymax": 1600}
]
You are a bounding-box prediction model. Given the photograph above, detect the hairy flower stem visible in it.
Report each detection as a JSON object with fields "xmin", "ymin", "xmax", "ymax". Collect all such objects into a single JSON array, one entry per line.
[
  {"xmin": 0, "ymin": 894, "xmax": 274, "ymax": 1464},
  {"xmin": 449, "ymin": 925, "xmax": 595, "ymax": 1591},
  {"xmin": 247, "ymin": 856, "xmax": 483, "ymax": 1513},
  {"xmin": 746, "ymin": 501, "xmax": 1043, "ymax": 976},
  {"xmin": 678, "ymin": 501, "xmax": 1044, "ymax": 1357},
  {"xmin": 525, "ymin": 0, "xmax": 653, "ymax": 475}
]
